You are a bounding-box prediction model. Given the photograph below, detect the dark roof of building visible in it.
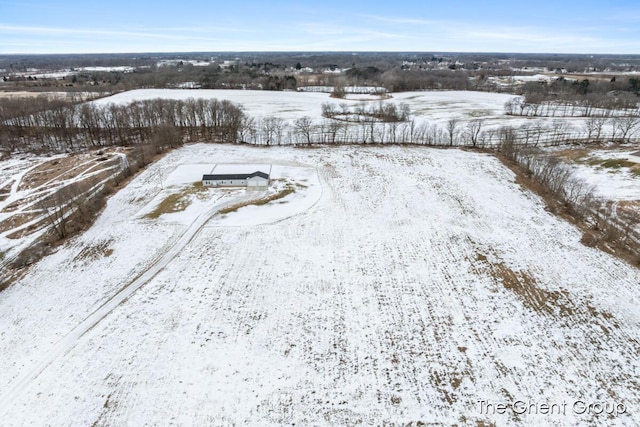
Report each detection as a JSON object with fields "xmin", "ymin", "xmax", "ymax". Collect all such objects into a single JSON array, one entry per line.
[{"xmin": 203, "ymin": 171, "xmax": 270, "ymax": 180}]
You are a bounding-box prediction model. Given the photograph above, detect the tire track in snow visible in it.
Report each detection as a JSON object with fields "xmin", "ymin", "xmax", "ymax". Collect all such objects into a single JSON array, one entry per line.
[{"xmin": 0, "ymin": 192, "xmax": 262, "ymax": 414}]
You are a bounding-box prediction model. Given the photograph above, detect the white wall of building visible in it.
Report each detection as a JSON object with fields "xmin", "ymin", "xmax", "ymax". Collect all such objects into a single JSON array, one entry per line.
[
  {"xmin": 247, "ymin": 176, "xmax": 269, "ymax": 187},
  {"xmin": 214, "ymin": 179, "xmax": 247, "ymax": 186}
]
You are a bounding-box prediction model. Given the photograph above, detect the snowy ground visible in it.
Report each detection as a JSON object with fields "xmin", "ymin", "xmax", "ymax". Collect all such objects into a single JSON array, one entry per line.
[
  {"xmin": 90, "ymin": 88, "xmax": 628, "ymax": 148},
  {"xmin": 0, "ymin": 150, "xmax": 127, "ymax": 265},
  {"xmin": 575, "ymin": 149, "xmax": 640, "ymax": 201},
  {"xmin": 549, "ymin": 146, "xmax": 640, "ymax": 201},
  {"xmin": 0, "ymin": 143, "xmax": 638, "ymax": 426},
  {"xmin": 90, "ymin": 88, "xmax": 521, "ymax": 126}
]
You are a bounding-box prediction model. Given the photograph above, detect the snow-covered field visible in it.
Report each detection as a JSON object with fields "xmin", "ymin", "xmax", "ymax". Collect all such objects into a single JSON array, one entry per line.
[
  {"xmin": 0, "ymin": 143, "xmax": 638, "ymax": 426},
  {"xmin": 548, "ymin": 146, "xmax": 640, "ymax": 201},
  {"xmin": 91, "ymin": 88, "xmax": 520, "ymax": 125},
  {"xmin": 574, "ymin": 151, "xmax": 640, "ymax": 201},
  {"xmin": 90, "ymin": 88, "xmax": 630, "ymax": 148}
]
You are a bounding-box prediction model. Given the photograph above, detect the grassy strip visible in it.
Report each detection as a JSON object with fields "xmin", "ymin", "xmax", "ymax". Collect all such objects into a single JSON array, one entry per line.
[
  {"xmin": 145, "ymin": 182, "xmax": 209, "ymax": 219},
  {"xmin": 146, "ymin": 193, "xmax": 188, "ymax": 219},
  {"xmin": 589, "ymin": 158, "xmax": 640, "ymax": 176},
  {"xmin": 219, "ymin": 187, "xmax": 295, "ymax": 215},
  {"xmin": 588, "ymin": 158, "xmax": 636, "ymax": 169}
]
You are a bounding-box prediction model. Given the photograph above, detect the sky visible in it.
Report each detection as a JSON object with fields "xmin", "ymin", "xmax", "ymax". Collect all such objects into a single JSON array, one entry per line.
[{"xmin": 1, "ymin": 0, "xmax": 640, "ymax": 54}]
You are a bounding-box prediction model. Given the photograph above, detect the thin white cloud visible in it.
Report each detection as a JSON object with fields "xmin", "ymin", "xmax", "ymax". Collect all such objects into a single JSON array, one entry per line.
[
  {"xmin": 356, "ymin": 14, "xmax": 640, "ymax": 53},
  {"xmin": 2, "ymin": 11, "xmax": 640, "ymax": 54},
  {"xmin": 0, "ymin": 24, "xmax": 210, "ymax": 41},
  {"xmin": 298, "ymin": 22, "xmax": 410, "ymax": 41},
  {"xmin": 146, "ymin": 26, "xmax": 258, "ymax": 35},
  {"xmin": 363, "ymin": 15, "xmax": 441, "ymax": 26},
  {"xmin": 467, "ymin": 28, "xmax": 597, "ymax": 44}
]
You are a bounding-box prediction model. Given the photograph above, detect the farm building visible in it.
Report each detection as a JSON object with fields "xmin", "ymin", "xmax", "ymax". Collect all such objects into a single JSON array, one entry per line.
[
  {"xmin": 628, "ymin": 151, "xmax": 640, "ymax": 164},
  {"xmin": 202, "ymin": 164, "xmax": 271, "ymax": 188}
]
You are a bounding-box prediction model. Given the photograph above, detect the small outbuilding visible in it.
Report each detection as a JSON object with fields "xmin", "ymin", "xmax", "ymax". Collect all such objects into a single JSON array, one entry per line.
[
  {"xmin": 202, "ymin": 164, "xmax": 271, "ymax": 188},
  {"xmin": 628, "ymin": 151, "xmax": 640, "ymax": 164}
]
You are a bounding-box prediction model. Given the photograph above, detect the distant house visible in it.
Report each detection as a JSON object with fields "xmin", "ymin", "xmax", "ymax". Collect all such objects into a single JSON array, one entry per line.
[
  {"xmin": 202, "ymin": 165, "xmax": 270, "ymax": 188},
  {"xmin": 628, "ymin": 151, "xmax": 640, "ymax": 164}
]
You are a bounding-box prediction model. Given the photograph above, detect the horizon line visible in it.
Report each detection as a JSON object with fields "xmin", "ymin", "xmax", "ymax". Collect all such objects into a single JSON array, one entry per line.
[{"xmin": 2, "ymin": 50, "xmax": 640, "ymax": 57}]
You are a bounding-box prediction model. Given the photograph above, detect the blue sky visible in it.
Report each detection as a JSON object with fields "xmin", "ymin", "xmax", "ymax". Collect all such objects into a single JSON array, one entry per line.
[{"xmin": 1, "ymin": 0, "xmax": 640, "ymax": 54}]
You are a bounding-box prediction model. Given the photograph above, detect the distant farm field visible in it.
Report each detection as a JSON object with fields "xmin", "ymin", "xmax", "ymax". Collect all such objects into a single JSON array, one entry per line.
[
  {"xmin": 0, "ymin": 144, "xmax": 638, "ymax": 426},
  {"xmin": 91, "ymin": 88, "xmax": 521, "ymax": 125}
]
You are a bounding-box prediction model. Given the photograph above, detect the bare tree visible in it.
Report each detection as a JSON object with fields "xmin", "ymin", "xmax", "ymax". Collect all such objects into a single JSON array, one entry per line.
[
  {"xmin": 150, "ymin": 123, "xmax": 181, "ymax": 153},
  {"xmin": 321, "ymin": 102, "xmax": 338, "ymax": 119},
  {"xmin": 331, "ymin": 77, "xmax": 347, "ymax": 99},
  {"xmin": 323, "ymin": 119, "xmax": 343, "ymax": 144},
  {"xmin": 619, "ymin": 207, "xmax": 640, "ymax": 247},
  {"xmin": 42, "ymin": 191, "xmax": 70, "ymax": 239},
  {"xmin": 504, "ymin": 98, "xmax": 525, "ymax": 116},
  {"xmin": 40, "ymin": 184, "xmax": 83, "ymax": 240},
  {"xmin": 446, "ymin": 119, "xmax": 459, "ymax": 146},
  {"xmin": 259, "ymin": 116, "xmax": 286, "ymax": 145},
  {"xmin": 611, "ymin": 116, "xmax": 640, "ymax": 143},
  {"xmin": 238, "ymin": 116, "xmax": 255, "ymax": 143},
  {"xmin": 466, "ymin": 119, "xmax": 484, "ymax": 147},
  {"xmin": 294, "ymin": 116, "xmax": 314, "ymax": 145},
  {"xmin": 584, "ymin": 117, "xmax": 607, "ymax": 143}
]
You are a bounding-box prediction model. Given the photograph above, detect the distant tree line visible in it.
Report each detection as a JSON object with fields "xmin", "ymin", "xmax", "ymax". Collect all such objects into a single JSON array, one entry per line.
[
  {"xmin": 4, "ymin": 53, "xmax": 640, "ymax": 106},
  {"xmin": 506, "ymin": 77, "xmax": 640, "ymax": 117}
]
